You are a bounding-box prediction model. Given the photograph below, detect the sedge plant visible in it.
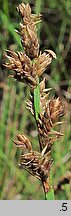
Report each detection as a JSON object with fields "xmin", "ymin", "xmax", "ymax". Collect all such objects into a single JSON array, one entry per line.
[{"xmin": 4, "ymin": 2, "xmax": 65, "ymax": 200}]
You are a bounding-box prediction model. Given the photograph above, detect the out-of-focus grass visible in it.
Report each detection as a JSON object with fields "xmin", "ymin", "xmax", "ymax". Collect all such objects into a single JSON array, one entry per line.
[{"xmin": 0, "ymin": 0, "xmax": 71, "ymax": 199}]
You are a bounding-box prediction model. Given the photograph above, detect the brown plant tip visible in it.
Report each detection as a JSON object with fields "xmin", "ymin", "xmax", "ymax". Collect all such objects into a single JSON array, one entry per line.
[
  {"xmin": 17, "ymin": 3, "xmax": 41, "ymax": 25},
  {"xmin": 20, "ymin": 23, "xmax": 39, "ymax": 59},
  {"xmin": 37, "ymin": 97, "xmax": 65, "ymax": 151},
  {"xmin": 4, "ymin": 50, "xmax": 38, "ymax": 88},
  {"xmin": 19, "ymin": 150, "xmax": 53, "ymax": 185},
  {"xmin": 14, "ymin": 133, "xmax": 32, "ymax": 151},
  {"xmin": 17, "ymin": 3, "xmax": 41, "ymax": 58},
  {"xmin": 4, "ymin": 50, "xmax": 55, "ymax": 88},
  {"xmin": 33, "ymin": 52, "xmax": 53, "ymax": 76},
  {"xmin": 48, "ymin": 97, "xmax": 65, "ymax": 123}
]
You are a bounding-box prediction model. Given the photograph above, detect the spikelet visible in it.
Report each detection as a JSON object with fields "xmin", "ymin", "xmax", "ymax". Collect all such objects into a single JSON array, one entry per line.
[
  {"xmin": 26, "ymin": 78, "xmax": 65, "ymax": 151},
  {"xmin": 4, "ymin": 2, "xmax": 56, "ymax": 89},
  {"xmin": 4, "ymin": 50, "xmax": 37, "ymax": 88},
  {"xmin": 17, "ymin": 3, "xmax": 41, "ymax": 58},
  {"xmin": 38, "ymin": 96, "xmax": 64, "ymax": 151},
  {"xmin": 4, "ymin": 49, "xmax": 56, "ymax": 88},
  {"xmin": 33, "ymin": 50, "xmax": 56, "ymax": 76},
  {"xmin": 14, "ymin": 133, "xmax": 32, "ymax": 151},
  {"xmin": 13, "ymin": 133, "xmax": 53, "ymax": 192},
  {"xmin": 19, "ymin": 151, "xmax": 52, "ymax": 182}
]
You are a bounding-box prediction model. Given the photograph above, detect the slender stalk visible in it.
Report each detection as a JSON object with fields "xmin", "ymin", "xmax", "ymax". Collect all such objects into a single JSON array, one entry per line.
[{"xmin": 34, "ymin": 78, "xmax": 40, "ymax": 120}]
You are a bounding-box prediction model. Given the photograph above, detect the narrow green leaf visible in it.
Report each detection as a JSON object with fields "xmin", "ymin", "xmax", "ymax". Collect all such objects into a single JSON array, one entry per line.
[
  {"xmin": 45, "ymin": 189, "xmax": 54, "ymax": 200},
  {"xmin": 34, "ymin": 80, "xmax": 40, "ymax": 120}
]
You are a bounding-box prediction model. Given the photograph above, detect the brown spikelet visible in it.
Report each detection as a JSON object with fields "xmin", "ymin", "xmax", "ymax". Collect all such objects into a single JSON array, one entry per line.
[
  {"xmin": 13, "ymin": 132, "xmax": 53, "ymax": 190},
  {"xmin": 37, "ymin": 96, "xmax": 64, "ymax": 151},
  {"xmin": 17, "ymin": 3, "xmax": 41, "ymax": 25},
  {"xmin": 20, "ymin": 24, "xmax": 39, "ymax": 59},
  {"xmin": 19, "ymin": 150, "xmax": 53, "ymax": 184},
  {"xmin": 4, "ymin": 49, "xmax": 56, "ymax": 88},
  {"xmin": 33, "ymin": 51, "xmax": 55, "ymax": 76},
  {"xmin": 14, "ymin": 134, "xmax": 32, "ymax": 151},
  {"xmin": 4, "ymin": 50, "xmax": 38, "ymax": 88},
  {"xmin": 4, "ymin": 3, "xmax": 56, "ymax": 89},
  {"xmin": 17, "ymin": 3, "xmax": 41, "ymax": 58},
  {"xmin": 26, "ymin": 78, "xmax": 65, "ymax": 152}
]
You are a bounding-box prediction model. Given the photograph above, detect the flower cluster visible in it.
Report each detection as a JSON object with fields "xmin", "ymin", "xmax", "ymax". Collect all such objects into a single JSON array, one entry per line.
[
  {"xmin": 26, "ymin": 78, "xmax": 64, "ymax": 152},
  {"xmin": 14, "ymin": 132, "xmax": 53, "ymax": 192},
  {"xmin": 4, "ymin": 2, "xmax": 56, "ymax": 89},
  {"xmin": 4, "ymin": 2, "xmax": 65, "ymax": 193},
  {"xmin": 17, "ymin": 2, "xmax": 41, "ymax": 58},
  {"xmin": 4, "ymin": 50, "xmax": 56, "ymax": 88}
]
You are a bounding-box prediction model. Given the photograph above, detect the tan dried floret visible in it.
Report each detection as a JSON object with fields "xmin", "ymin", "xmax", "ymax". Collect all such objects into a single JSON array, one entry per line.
[
  {"xmin": 33, "ymin": 51, "xmax": 54, "ymax": 76},
  {"xmin": 4, "ymin": 50, "xmax": 37, "ymax": 88},
  {"xmin": 17, "ymin": 3, "xmax": 41, "ymax": 25},
  {"xmin": 4, "ymin": 50, "xmax": 56, "ymax": 88},
  {"xmin": 14, "ymin": 133, "xmax": 32, "ymax": 151},
  {"xmin": 19, "ymin": 150, "xmax": 53, "ymax": 183},
  {"xmin": 17, "ymin": 3, "xmax": 41, "ymax": 58}
]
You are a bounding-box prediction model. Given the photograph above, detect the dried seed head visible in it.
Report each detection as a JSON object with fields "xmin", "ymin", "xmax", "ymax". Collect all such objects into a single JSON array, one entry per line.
[
  {"xmin": 45, "ymin": 97, "xmax": 64, "ymax": 123},
  {"xmin": 4, "ymin": 2, "xmax": 56, "ymax": 88},
  {"xmin": 5, "ymin": 49, "xmax": 56, "ymax": 89},
  {"xmin": 14, "ymin": 133, "xmax": 32, "ymax": 151},
  {"xmin": 17, "ymin": 3, "xmax": 41, "ymax": 25},
  {"xmin": 37, "ymin": 97, "xmax": 65, "ymax": 151},
  {"xmin": 4, "ymin": 50, "xmax": 38, "ymax": 88},
  {"xmin": 17, "ymin": 3, "xmax": 41, "ymax": 58},
  {"xmin": 19, "ymin": 150, "xmax": 53, "ymax": 187},
  {"xmin": 20, "ymin": 24, "xmax": 39, "ymax": 59},
  {"xmin": 33, "ymin": 52, "xmax": 53, "ymax": 76},
  {"xmin": 17, "ymin": 3, "xmax": 31, "ymax": 21}
]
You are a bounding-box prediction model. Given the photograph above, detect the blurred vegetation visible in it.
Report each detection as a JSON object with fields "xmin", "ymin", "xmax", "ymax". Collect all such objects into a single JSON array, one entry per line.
[{"xmin": 0, "ymin": 0, "xmax": 71, "ymax": 200}]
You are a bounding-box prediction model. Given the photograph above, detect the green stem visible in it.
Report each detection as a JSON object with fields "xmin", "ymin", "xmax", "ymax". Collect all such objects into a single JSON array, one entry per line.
[
  {"xmin": 45, "ymin": 189, "xmax": 55, "ymax": 200},
  {"xmin": 34, "ymin": 78, "xmax": 40, "ymax": 120}
]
